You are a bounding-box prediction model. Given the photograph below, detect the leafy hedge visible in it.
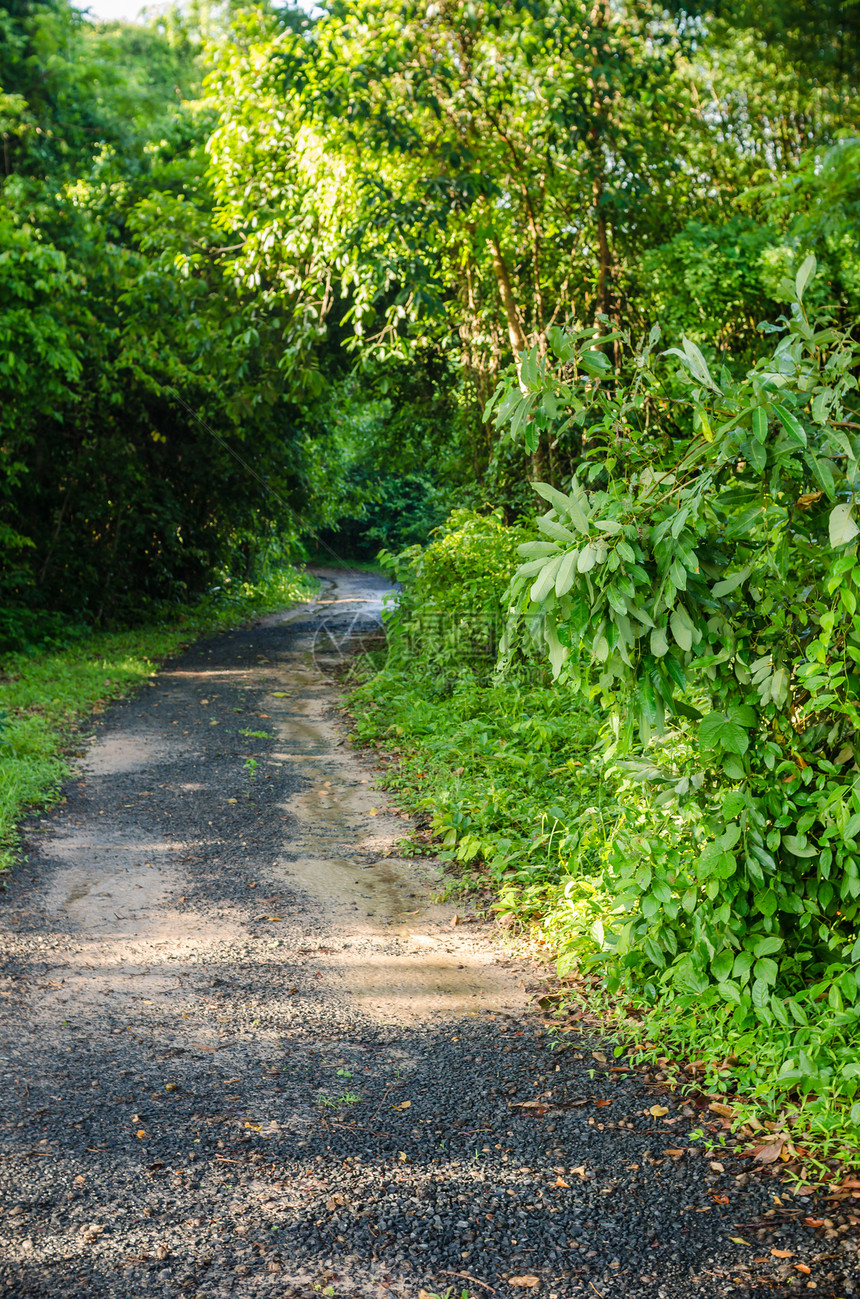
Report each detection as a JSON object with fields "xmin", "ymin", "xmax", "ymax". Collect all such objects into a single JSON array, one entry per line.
[{"xmin": 495, "ymin": 261, "xmax": 860, "ymax": 1152}]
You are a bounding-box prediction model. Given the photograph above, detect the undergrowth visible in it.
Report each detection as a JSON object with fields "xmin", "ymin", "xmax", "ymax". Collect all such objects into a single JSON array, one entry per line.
[
  {"xmin": 0, "ymin": 566, "xmax": 316, "ymax": 879},
  {"xmin": 347, "ymin": 510, "xmax": 860, "ymax": 1178}
]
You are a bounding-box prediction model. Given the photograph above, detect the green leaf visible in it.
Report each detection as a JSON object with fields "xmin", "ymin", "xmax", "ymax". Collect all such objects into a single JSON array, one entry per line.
[
  {"xmin": 650, "ymin": 625, "xmax": 668, "ymax": 657},
  {"xmin": 752, "ymin": 407, "xmax": 768, "ymax": 443},
  {"xmin": 538, "ymin": 516, "xmax": 581, "ymax": 544},
  {"xmin": 699, "ymin": 712, "xmax": 749, "ymax": 756},
  {"xmin": 782, "ymin": 835, "xmax": 817, "ymax": 858},
  {"xmin": 773, "ymin": 404, "xmax": 807, "ymax": 446},
  {"xmin": 829, "ymin": 502, "xmax": 859, "ymax": 548},
  {"xmin": 577, "ymin": 543, "xmax": 597, "ymax": 573},
  {"xmin": 533, "ymin": 481, "xmax": 576, "ymax": 516},
  {"xmin": 669, "ymin": 558, "xmax": 687, "ymax": 591},
  {"xmin": 555, "ymin": 549, "xmax": 579, "ymax": 597},
  {"xmin": 627, "ymin": 602, "xmax": 655, "ymax": 629},
  {"xmin": 669, "ymin": 608, "xmax": 692, "ymax": 652},
  {"xmin": 795, "ymin": 252, "xmax": 816, "ymax": 302},
  {"xmin": 712, "ymin": 566, "xmax": 751, "ymax": 598},
  {"xmin": 751, "ymin": 935, "xmax": 783, "ymax": 957},
  {"xmin": 530, "ymin": 554, "xmax": 564, "ymax": 603},
  {"xmin": 517, "ymin": 541, "xmax": 560, "ymax": 559},
  {"xmin": 580, "ymin": 348, "xmax": 612, "ymax": 377},
  {"xmin": 746, "ymin": 439, "xmax": 767, "ymax": 473},
  {"xmin": 754, "ymin": 957, "xmax": 778, "ymax": 986}
]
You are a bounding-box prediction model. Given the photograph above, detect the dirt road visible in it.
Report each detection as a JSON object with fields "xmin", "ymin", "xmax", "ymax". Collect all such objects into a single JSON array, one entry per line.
[{"xmin": 0, "ymin": 572, "xmax": 851, "ymax": 1299}]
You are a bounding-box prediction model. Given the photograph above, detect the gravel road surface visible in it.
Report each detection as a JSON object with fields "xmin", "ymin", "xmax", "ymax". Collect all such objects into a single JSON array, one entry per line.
[{"xmin": 1, "ymin": 570, "xmax": 856, "ymax": 1299}]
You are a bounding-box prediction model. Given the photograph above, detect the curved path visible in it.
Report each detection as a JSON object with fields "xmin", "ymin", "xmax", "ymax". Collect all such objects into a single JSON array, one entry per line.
[{"xmin": 0, "ymin": 571, "xmax": 853, "ymax": 1299}]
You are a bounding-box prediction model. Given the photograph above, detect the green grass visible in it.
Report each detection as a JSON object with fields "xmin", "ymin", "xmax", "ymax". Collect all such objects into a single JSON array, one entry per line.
[
  {"xmin": 0, "ymin": 566, "xmax": 316, "ymax": 880},
  {"xmin": 348, "ymin": 655, "xmax": 613, "ymax": 957}
]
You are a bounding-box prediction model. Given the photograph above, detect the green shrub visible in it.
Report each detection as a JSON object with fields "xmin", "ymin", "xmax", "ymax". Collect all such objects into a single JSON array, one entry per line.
[{"xmin": 493, "ymin": 260, "xmax": 860, "ymax": 1155}]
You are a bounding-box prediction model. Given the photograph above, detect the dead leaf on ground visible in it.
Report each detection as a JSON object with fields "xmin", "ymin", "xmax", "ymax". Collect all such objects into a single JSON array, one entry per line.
[
  {"xmin": 770, "ymin": 1248, "xmax": 794, "ymax": 1258},
  {"xmin": 509, "ymin": 1277, "xmax": 540, "ymax": 1289},
  {"xmin": 664, "ymin": 1149, "xmax": 685, "ymax": 1160},
  {"xmin": 752, "ymin": 1137, "xmax": 786, "ymax": 1164},
  {"xmin": 649, "ymin": 1105, "xmax": 669, "ymax": 1118},
  {"xmin": 709, "ymin": 1102, "xmax": 736, "ymax": 1120},
  {"xmin": 594, "ymin": 1099, "xmax": 612, "ymax": 1108},
  {"xmin": 795, "ymin": 1264, "xmax": 812, "ymax": 1275},
  {"xmin": 553, "ymin": 1177, "xmax": 569, "ymax": 1188},
  {"xmin": 570, "ymin": 1165, "xmax": 588, "ymax": 1179},
  {"xmin": 392, "ymin": 1101, "xmax": 411, "ymax": 1111},
  {"xmin": 729, "ymin": 1237, "xmax": 751, "ymax": 1245}
]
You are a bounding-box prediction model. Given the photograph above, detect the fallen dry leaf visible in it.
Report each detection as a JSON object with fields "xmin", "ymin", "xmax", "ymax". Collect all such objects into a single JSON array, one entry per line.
[
  {"xmin": 509, "ymin": 1277, "xmax": 540, "ymax": 1289},
  {"xmin": 649, "ymin": 1105, "xmax": 669, "ymax": 1118},
  {"xmin": 794, "ymin": 1264, "xmax": 811, "ymax": 1275},
  {"xmin": 771, "ymin": 1249, "xmax": 794, "ymax": 1259},
  {"xmin": 804, "ymin": 1217, "xmax": 825, "ymax": 1228},
  {"xmin": 752, "ymin": 1137, "xmax": 786, "ymax": 1165},
  {"xmin": 553, "ymin": 1177, "xmax": 569, "ymax": 1188},
  {"xmin": 729, "ymin": 1237, "xmax": 751, "ymax": 1245},
  {"xmin": 711, "ymin": 1194, "xmax": 730, "ymax": 1205},
  {"xmin": 392, "ymin": 1101, "xmax": 411, "ymax": 1111},
  {"xmin": 594, "ymin": 1099, "xmax": 612, "ymax": 1108},
  {"xmin": 570, "ymin": 1165, "xmax": 588, "ymax": 1179},
  {"xmin": 664, "ymin": 1148, "xmax": 685, "ymax": 1160},
  {"xmin": 708, "ymin": 1102, "xmax": 736, "ymax": 1120}
]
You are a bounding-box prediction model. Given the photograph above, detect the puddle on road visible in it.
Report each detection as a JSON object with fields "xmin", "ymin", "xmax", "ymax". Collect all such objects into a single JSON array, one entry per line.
[{"xmin": 265, "ymin": 633, "xmax": 521, "ymax": 1021}]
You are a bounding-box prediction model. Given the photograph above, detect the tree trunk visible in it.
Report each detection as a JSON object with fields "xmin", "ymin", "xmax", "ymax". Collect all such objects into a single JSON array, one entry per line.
[{"xmin": 490, "ymin": 235, "xmax": 527, "ymax": 362}]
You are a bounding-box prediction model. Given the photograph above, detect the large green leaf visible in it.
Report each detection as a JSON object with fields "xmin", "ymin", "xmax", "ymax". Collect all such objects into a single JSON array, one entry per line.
[{"xmin": 829, "ymin": 502, "xmax": 859, "ymax": 548}]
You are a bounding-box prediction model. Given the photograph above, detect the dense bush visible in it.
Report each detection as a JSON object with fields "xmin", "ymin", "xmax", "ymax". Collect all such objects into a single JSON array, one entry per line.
[{"xmin": 496, "ymin": 263, "xmax": 860, "ymax": 1148}]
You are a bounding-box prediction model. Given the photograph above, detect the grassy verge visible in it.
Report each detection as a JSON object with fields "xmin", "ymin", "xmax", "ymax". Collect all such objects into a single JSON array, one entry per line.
[
  {"xmin": 0, "ymin": 566, "xmax": 316, "ymax": 880},
  {"xmin": 346, "ymin": 654, "xmax": 860, "ymax": 1182}
]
